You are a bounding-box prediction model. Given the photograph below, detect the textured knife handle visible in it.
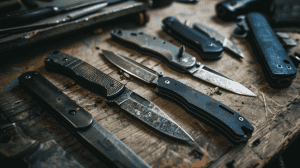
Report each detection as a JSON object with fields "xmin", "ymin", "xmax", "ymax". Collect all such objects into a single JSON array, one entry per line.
[
  {"xmin": 18, "ymin": 71, "xmax": 93, "ymax": 129},
  {"xmin": 45, "ymin": 51, "xmax": 125, "ymax": 99},
  {"xmin": 162, "ymin": 16, "xmax": 223, "ymax": 60},
  {"xmin": 156, "ymin": 77, "xmax": 254, "ymax": 142},
  {"xmin": 246, "ymin": 13, "xmax": 297, "ymax": 88},
  {"xmin": 110, "ymin": 29, "xmax": 196, "ymax": 72}
]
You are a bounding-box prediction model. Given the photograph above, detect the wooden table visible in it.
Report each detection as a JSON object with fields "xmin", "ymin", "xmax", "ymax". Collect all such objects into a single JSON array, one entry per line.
[{"xmin": 1, "ymin": 0, "xmax": 300, "ymax": 167}]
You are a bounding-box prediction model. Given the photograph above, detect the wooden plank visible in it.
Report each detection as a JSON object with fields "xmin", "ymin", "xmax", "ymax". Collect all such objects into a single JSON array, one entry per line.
[{"xmin": 1, "ymin": 0, "xmax": 300, "ymax": 167}]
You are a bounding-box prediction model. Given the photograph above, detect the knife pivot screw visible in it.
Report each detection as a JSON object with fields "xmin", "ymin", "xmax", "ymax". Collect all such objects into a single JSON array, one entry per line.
[
  {"xmin": 53, "ymin": 7, "xmax": 59, "ymax": 11},
  {"xmin": 181, "ymin": 58, "xmax": 188, "ymax": 63},
  {"xmin": 62, "ymin": 58, "xmax": 68, "ymax": 61},
  {"xmin": 238, "ymin": 117, "xmax": 244, "ymax": 122},
  {"xmin": 158, "ymin": 72, "xmax": 163, "ymax": 77},
  {"xmin": 208, "ymin": 43, "xmax": 213, "ymax": 47},
  {"xmin": 165, "ymin": 80, "xmax": 170, "ymax": 84},
  {"xmin": 277, "ymin": 64, "xmax": 283, "ymax": 68},
  {"xmin": 25, "ymin": 75, "xmax": 31, "ymax": 79},
  {"xmin": 68, "ymin": 110, "xmax": 76, "ymax": 115}
]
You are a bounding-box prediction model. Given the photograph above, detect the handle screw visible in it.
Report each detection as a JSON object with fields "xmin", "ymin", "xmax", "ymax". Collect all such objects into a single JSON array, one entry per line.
[
  {"xmin": 158, "ymin": 72, "xmax": 163, "ymax": 77},
  {"xmin": 25, "ymin": 75, "xmax": 31, "ymax": 79},
  {"xmin": 165, "ymin": 80, "xmax": 170, "ymax": 84},
  {"xmin": 238, "ymin": 117, "xmax": 244, "ymax": 122},
  {"xmin": 68, "ymin": 110, "xmax": 76, "ymax": 115}
]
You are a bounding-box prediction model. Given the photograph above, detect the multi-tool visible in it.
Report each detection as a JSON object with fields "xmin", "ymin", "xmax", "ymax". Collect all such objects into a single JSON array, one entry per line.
[
  {"xmin": 110, "ymin": 29, "xmax": 255, "ymax": 97},
  {"xmin": 102, "ymin": 50, "xmax": 254, "ymax": 143}
]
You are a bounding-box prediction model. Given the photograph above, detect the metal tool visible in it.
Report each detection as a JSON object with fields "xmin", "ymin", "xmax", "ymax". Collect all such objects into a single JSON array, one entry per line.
[
  {"xmin": 162, "ymin": 16, "xmax": 223, "ymax": 60},
  {"xmin": 0, "ymin": 123, "xmax": 84, "ymax": 168},
  {"xmin": 102, "ymin": 50, "xmax": 254, "ymax": 143},
  {"xmin": 0, "ymin": 1, "xmax": 108, "ymax": 35},
  {"xmin": 110, "ymin": 29, "xmax": 256, "ymax": 97},
  {"xmin": 44, "ymin": 51, "xmax": 193, "ymax": 143},
  {"xmin": 232, "ymin": 13, "xmax": 297, "ymax": 88},
  {"xmin": 193, "ymin": 22, "xmax": 244, "ymax": 58},
  {"xmin": 18, "ymin": 71, "xmax": 151, "ymax": 168}
]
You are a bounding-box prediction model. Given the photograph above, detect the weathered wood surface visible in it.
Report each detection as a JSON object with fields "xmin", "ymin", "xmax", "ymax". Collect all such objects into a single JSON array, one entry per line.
[{"xmin": 1, "ymin": 0, "xmax": 300, "ymax": 167}]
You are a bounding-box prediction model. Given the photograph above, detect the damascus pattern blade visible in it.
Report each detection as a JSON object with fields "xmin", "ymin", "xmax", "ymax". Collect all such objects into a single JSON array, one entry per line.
[{"xmin": 107, "ymin": 88, "xmax": 194, "ymax": 142}]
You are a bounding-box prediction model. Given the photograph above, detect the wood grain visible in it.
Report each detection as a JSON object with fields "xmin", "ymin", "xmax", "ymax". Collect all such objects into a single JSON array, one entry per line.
[{"xmin": 1, "ymin": 0, "xmax": 300, "ymax": 167}]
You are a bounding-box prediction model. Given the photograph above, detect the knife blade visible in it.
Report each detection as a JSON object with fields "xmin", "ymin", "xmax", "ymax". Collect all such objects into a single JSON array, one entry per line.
[
  {"xmin": 193, "ymin": 23, "xmax": 244, "ymax": 59},
  {"xmin": 110, "ymin": 29, "xmax": 256, "ymax": 97},
  {"xmin": 18, "ymin": 71, "xmax": 151, "ymax": 168},
  {"xmin": 162, "ymin": 16, "xmax": 223, "ymax": 60},
  {"xmin": 44, "ymin": 51, "xmax": 193, "ymax": 142},
  {"xmin": 102, "ymin": 50, "xmax": 254, "ymax": 143}
]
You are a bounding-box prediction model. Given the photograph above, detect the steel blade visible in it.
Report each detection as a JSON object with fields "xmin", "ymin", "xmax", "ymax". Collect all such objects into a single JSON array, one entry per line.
[
  {"xmin": 223, "ymin": 38, "xmax": 245, "ymax": 58},
  {"xmin": 192, "ymin": 66, "xmax": 256, "ymax": 96},
  {"xmin": 102, "ymin": 50, "xmax": 160, "ymax": 84},
  {"xmin": 77, "ymin": 119, "xmax": 151, "ymax": 168},
  {"xmin": 193, "ymin": 23, "xmax": 244, "ymax": 58},
  {"xmin": 107, "ymin": 87, "xmax": 194, "ymax": 142}
]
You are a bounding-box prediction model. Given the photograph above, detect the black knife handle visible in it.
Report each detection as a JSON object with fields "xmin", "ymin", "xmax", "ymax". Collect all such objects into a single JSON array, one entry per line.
[
  {"xmin": 156, "ymin": 77, "xmax": 253, "ymax": 143},
  {"xmin": 110, "ymin": 29, "xmax": 196, "ymax": 73},
  {"xmin": 245, "ymin": 12, "xmax": 297, "ymax": 88},
  {"xmin": 18, "ymin": 71, "xmax": 93, "ymax": 129},
  {"xmin": 162, "ymin": 16, "xmax": 223, "ymax": 60},
  {"xmin": 45, "ymin": 51, "xmax": 125, "ymax": 99}
]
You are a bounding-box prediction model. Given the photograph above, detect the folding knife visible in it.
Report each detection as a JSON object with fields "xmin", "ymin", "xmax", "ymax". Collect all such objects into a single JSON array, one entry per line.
[
  {"xmin": 102, "ymin": 50, "xmax": 254, "ymax": 143},
  {"xmin": 193, "ymin": 23, "xmax": 244, "ymax": 58},
  {"xmin": 44, "ymin": 51, "xmax": 193, "ymax": 143},
  {"xmin": 162, "ymin": 16, "xmax": 223, "ymax": 60},
  {"xmin": 110, "ymin": 29, "xmax": 256, "ymax": 97},
  {"xmin": 232, "ymin": 13, "xmax": 297, "ymax": 88},
  {"xmin": 0, "ymin": 122, "xmax": 84, "ymax": 168},
  {"xmin": 18, "ymin": 71, "xmax": 151, "ymax": 168}
]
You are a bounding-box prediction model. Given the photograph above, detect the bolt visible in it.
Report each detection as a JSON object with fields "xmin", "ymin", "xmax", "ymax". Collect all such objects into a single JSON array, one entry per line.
[
  {"xmin": 208, "ymin": 43, "xmax": 213, "ymax": 47},
  {"xmin": 53, "ymin": 7, "xmax": 59, "ymax": 11},
  {"xmin": 25, "ymin": 75, "xmax": 31, "ymax": 79},
  {"xmin": 181, "ymin": 58, "xmax": 188, "ymax": 63},
  {"xmin": 165, "ymin": 80, "xmax": 170, "ymax": 84},
  {"xmin": 238, "ymin": 117, "xmax": 244, "ymax": 122},
  {"xmin": 158, "ymin": 72, "xmax": 163, "ymax": 77},
  {"xmin": 68, "ymin": 110, "xmax": 76, "ymax": 115}
]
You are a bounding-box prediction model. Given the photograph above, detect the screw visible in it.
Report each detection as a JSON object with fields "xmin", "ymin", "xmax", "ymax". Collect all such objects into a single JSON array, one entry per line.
[
  {"xmin": 208, "ymin": 43, "xmax": 213, "ymax": 47},
  {"xmin": 181, "ymin": 58, "xmax": 188, "ymax": 63},
  {"xmin": 238, "ymin": 117, "xmax": 244, "ymax": 122},
  {"xmin": 184, "ymin": 20, "xmax": 191, "ymax": 26},
  {"xmin": 196, "ymin": 62, "xmax": 201, "ymax": 67},
  {"xmin": 62, "ymin": 58, "xmax": 68, "ymax": 61},
  {"xmin": 25, "ymin": 75, "xmax": 31, "ymax": 79},
  {"xmin": 68, "ymin": 110, "xmax": 76, "ymax": 115},
  {"xmin": 158, "ymin": 72, "xmax": 163, "ymax": 77},
  {"xmin": 45, "ymin": 58, "xmax": 51, "ymax": 62},
  {"xmin": 165, "ymin": 80, "xmax": 170, "ymax": 84},
  {"xmin": 24, "ymin": 35, "xmax": 30, "ymax": 39},
  {"xmin": 53, "ymin": 7, "xmax": 59, "ymax": 11}
]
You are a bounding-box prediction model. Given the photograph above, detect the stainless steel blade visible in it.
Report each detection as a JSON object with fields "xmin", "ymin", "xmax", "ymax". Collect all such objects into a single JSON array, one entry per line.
[
  {"xmin": 102, "ymin": 50, "xmax": 160, "ymax": 85},
  {"xmin": 77, "ymin": 119, "xmax": 151, "ymax": 168},
  {"xmin": 193, "ymin": 23, "xmax": 244, "ymax": 58},
  {"xmin": 192, "ymin": 65, "xmax": 256, "ymax": 96},
  {"xmin": 106, "ymin": 88, "xmax": 194, "ymax": 142}
]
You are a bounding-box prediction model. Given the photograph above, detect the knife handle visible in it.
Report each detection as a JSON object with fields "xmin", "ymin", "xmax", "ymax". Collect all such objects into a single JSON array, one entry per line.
[
  {"xmin": 18, "ymin": 71, "xmax": 93, "ymax": 129},
  {"xmin": 162, "ymin": 16, "xmax": 223, "ymax": 60},
  {"xmin": 110, "ymin": 29, "xmax": 196, "ymax": 72},
  {"xmin": 156, "ymin": 77, "xmax": 254, "ymax": 142},
  {"xmin": 45, "ymin": 51, "xmax": 125, "ymax": 99},
  {"xmin": 245, "ymin": 12, "xmax": 297, "ymax": 88}
]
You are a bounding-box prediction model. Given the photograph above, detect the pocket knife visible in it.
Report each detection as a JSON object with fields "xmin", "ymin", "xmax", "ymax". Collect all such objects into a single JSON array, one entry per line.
[
  {"xmin": 18, "ymin": 71, "xmax": 151, "ymax": 168},
  {"xmin": 44, "ymin": 51, "xmax": 193, "ymax": 143},
  {"xmin": 232, "ymin": 13, "xmax": 297, "ymax": 88},
  {"xmin": 110, "ymin": 29, "xmax": 255, "ymax": 97},
  {"xmin": 162, "ymin": 16, "xmax": 223, "ymax": 60},
  {"xmin": 102, "ymin": 50, "xmax": 254, "ymax": 143}
]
